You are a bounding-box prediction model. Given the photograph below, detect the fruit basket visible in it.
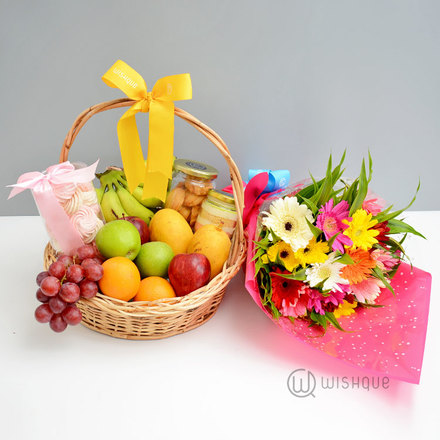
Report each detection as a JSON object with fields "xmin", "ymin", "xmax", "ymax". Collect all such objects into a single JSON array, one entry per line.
[{"xmin": 44, "ymin": 98, "xmax": 246, "ymax": 339}]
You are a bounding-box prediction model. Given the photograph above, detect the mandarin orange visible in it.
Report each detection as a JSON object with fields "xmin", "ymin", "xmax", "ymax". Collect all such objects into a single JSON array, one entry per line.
[
  {"xmin": 134, "ymin": 276, "xmax": 176, "ymax": 302},
  {"xmin": 99, "ymin": 257, "xmax": 141, "ymax": 301}
]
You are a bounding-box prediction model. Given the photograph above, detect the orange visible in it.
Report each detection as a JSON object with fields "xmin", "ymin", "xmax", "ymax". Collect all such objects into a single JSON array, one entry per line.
[
  {"xmin": 134, "ymin": 276, "xmax": 176, "ymax": 302},
  {"xmin": 99, "ymin": 257, "xmax": 141, "ymax": 301}
]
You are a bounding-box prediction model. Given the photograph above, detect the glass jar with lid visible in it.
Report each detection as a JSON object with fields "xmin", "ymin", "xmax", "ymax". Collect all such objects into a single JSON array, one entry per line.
[
  {"xmin": 165, "ymin": 159, "xmax": 218, "ymax": 228},
  {"xmin": 194, "ymin": 190, "xmax": 238, "ymax": 238}
]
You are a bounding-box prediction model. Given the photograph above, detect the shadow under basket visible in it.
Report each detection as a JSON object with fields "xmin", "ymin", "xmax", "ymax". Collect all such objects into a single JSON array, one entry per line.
[{"xmin": 43, "ymin": 98, "xmax": 246, "ymax": 340}]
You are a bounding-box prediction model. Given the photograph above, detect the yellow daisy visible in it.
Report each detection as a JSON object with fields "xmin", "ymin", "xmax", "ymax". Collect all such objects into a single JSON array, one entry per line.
[
  {"xmin": 333, "ymin": 300, "xmax": 358, "ymax": 319},
  {"xmin": 294, "ymin": 237, "xmax": 329, "ymax": 267},
  {"xmin": 343, "ymin": 209, "xmax": 379, "ymax": 251},
  {"xmin": 261, "ymin": 254, "xmax": 269, "ymax": 265},
  {"xmin": 267, "ymin": 241, "xmax": 299, "ymax": 272}
]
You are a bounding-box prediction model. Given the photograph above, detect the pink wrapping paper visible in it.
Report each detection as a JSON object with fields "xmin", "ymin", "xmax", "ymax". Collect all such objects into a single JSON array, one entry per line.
[{"xmin": 243, "ymin": 173, "xmax": 432, "ymax": 384}]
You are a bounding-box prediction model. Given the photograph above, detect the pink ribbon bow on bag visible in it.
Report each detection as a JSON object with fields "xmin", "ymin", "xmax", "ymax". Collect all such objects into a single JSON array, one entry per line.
[{"xmin": 8, "ymin": 161, "xmax": 99, "ymax": 255}]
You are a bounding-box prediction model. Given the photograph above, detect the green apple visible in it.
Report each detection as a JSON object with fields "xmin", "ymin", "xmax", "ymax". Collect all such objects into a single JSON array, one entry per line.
[
  {"xmin": 135, "ymin": 242, "xmax": 174, "ymax": 278},
  {"xmin": 95, "ymin": 220, "xmax": 141, "ymax": 260}
]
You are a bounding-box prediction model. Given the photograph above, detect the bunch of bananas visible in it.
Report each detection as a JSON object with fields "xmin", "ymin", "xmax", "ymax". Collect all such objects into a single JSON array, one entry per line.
[{"xmin": 95, "ymin": 168, "xmax": 163, "ymax": 225}]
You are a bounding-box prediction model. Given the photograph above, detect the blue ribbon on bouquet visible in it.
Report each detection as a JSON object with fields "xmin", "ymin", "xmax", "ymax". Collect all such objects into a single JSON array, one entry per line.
[{"xmin": 248, "ymin": 169, "xmax": 290, "ymax": 193}]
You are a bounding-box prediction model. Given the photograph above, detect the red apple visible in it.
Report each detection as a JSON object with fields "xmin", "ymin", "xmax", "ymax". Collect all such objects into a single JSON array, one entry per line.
[
  {"xmin": 168, "ymin": 253, "xmax": 211, "ymax": 297},
  {"xmin": 122, "ymin": 216, "xmax": 150, "ymax": 244}
]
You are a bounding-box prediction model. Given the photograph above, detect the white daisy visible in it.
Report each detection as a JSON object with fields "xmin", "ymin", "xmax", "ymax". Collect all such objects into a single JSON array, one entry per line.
[
  {"xmin": 305, "ymin": 252, "xmax": 348, "ymax": 292},
  {"xmin": 262, "ymin": 196, "xmax": 314, "ymax": 252}
]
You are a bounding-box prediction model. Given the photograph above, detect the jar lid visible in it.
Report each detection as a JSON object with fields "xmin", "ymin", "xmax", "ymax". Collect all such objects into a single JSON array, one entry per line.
[
  {"xmin": 174, "ymin": 159, "xmax": 218, "ymax": 179},
  {"xmin": 208, "ymin": 190, "xmax": 236, "ymax": 207}
]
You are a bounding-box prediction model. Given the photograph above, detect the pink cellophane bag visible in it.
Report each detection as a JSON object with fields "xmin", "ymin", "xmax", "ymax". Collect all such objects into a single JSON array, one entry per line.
[{"xmin": 243, "ymin": 173, "xmax": 432, "ymax": 384}]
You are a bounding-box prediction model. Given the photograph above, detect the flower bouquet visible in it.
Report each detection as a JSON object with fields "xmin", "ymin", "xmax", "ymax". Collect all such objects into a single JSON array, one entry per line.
[{"xmin": 244, "ymin": 153, "xmax": 431, "ymax": 383}]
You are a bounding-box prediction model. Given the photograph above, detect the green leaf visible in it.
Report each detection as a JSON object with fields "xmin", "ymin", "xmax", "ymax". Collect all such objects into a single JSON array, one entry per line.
[
  {"xmin": 254, "ymin": 259, "xmax": 263, "ymax": 276},
  {"xmin": 337, "ymin": 150, "xmax": 347, "ymax": 171},
  {"xmin": 380, "ymin": 237, "xmax": 409, "ymax": 262},
  {"xmin": 252, "ymin": 228, "xmax": 273, "ymax": 251},
  {"xmin": 387, "ymin": 218, "xmax": 426, "ymax": 239},
  {"xmin": 310, "ymin": 311, "xmax": 327, "ymax": 329},
  {"xmin": 306, "ymin": 218, "xmax": 323, "ymax": 238},
  {"xmin": 341, "ymin": 178, "xmax": 359, "ymax": 206},
  {"xmin": 296, "ymin": 152, "xmax": 346, "ymax": 206},
  {"xmin": 310, "ymin": 278, "xmax": 329, "ymax": 291},
  {"xmin": 387, "ymin": 261, "xmax": 402, "ymax": 280},
  {"xmin": 327, "ymin": 232, "xmax": 340, "ymax": 250},
  {"xmin": 329, "ymin": 153, "xmax": 346, "ymax": 192},
  {"xmin": 254, "ymin": 255, "xmax": 271, "ymax": 277},
  {"xmin": 275, "ymin": 269, "xmax": 307, "ymax": 281},
  {"xmin": 375, "ymin": 239, "xmax": 400, "ymax": 255},
  {"xmin": 309, "ymin": 172, "xmax": 319, "ymax": 194},
  {"xmin": 374, "ymin": 205, "xmax": 393, "ymax": 221},
  {"xmin": 367, "ymin": 150, "xmax": 373, "ymax": 184},
  {"xmin": 358, "ymin": 302, "xmax": 385, "ymax": 309},
  {"xmin": 336, "ymin": 253, "xmax": 354, "ymax": 265},
  {"xmin": 274, "ymin": 253, "xmax": 284, "ymax": 267},
  {"xmin": 328, "ymin": 187, "xmax": 345, "ymax": 202},
  {"xmin": 325, "ymin": 312, "xmax": 345, "ymax": 331},
  {"xmin": 330, "ymin": 151, "xmax": 346, "ymax": 184},
  {"xmin": 297, "ymin": 195, "xmax": 319, "ymax": 215},
  {"xmin": 398, "ymin": 233, "xmax": 408, "ymax": 246},
  {"xmin": 251, "ymin": 246, "xmax": 267, "ymax": 262},
  {"xmin": 374, "ymin": 180, "xmax": 421, "ymax": 223},
  {"xmin": 258, "ymin": 271, "xmax": 273, "ymax": 306},
  {"xmin": 372, "ymin": 267, "xmax": 395, "ymax": 295},
  {"xmin": 310, "ymin": 155, "xmax": 333, "ymax": 206},
  {"xmin": 270, "ymin": 302, "xmax": 281, "ymax": 319},
  {"xmin": 349, "ymin": 159, "xmax": 368, "ymax": 215},
  {"xmin": 296, "ymin": 180, "xmax": 321, "ymax": 201}
]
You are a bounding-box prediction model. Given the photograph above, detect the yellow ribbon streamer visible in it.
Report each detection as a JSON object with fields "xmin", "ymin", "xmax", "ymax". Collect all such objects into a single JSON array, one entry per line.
[{"xmin": 102, "ymin": 60, "xmax": 192, "ymax": 201}]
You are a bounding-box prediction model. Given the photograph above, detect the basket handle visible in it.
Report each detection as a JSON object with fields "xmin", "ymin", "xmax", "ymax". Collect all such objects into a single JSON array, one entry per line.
[{"xmin": 59, "ymin": 98, "xmax": 245, "ymax": 259}]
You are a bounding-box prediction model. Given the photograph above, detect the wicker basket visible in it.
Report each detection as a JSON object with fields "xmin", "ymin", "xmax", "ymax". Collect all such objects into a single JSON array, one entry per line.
[{"xmin": 44, "ymin": 98, "xmax": 246, "ymax": 340}]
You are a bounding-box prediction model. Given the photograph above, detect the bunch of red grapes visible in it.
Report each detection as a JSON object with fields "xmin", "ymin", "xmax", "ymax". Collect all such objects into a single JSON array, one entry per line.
[{"xmin": 35, "ymin": 244, "xmax": 104, "ymax": 333}]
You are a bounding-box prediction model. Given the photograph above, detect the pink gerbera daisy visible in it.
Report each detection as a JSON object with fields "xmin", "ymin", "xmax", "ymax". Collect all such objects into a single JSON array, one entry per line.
[
  {"xmin": 362, "ymin": 191, "xmax": 386, "ymax": 215},
  {"xmin": 316, "ymin": 199, "xmax": 353, "ymax": 253},
  {"xmin": 350, "ymin": 277, "xmax": 384, "ymax": 303},
  {"xmin": 307, "ymin": 289, "xmax": 345, "ymax": 315},
  {"xmin": 323, "ymin": 290, "xmax": 345, "ymax": 307},
  {"xmin": 371, "ymin": 249, "xmax": 399, "ymax": 272},
  {"xmin": 281, "ymin": 295, "xmax": 309, "ymax": 318},
  {"xmin": 306, "ymin": 289, "xmax": 326, "ymax": 315}
]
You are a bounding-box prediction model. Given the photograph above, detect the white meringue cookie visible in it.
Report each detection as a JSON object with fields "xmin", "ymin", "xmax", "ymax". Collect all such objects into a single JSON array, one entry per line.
[
  {"xmin": 80, "ymin": 190, "xmax": 98, "ymax": 206},
  {"xmin": 52, "ymin": 182, "xmax": 77, "ymax": 203},
  {"xmin": 78, "ymin": 182, "xmax": 94, "ymax": 192},
  {"xmin": 70, "ymin": 206, "xmax": 104, "ymax": 243},
  {"xmin": 63, "ymin": 189, "xmax": 83, "ymax": 216}
]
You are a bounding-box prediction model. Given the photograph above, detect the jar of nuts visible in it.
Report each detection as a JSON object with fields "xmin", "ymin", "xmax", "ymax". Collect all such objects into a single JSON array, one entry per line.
[
  {"xmin": 165, "ymin": 159, "xmax": 218, "ymax": 228},
  {"xmin": 194, "ymin": 190, "xmax": 237, "ymax": 238}
]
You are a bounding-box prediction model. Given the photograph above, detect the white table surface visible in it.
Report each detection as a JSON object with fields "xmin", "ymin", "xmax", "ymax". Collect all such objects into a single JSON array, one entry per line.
[{"xmin": 1, "ymin": 212, "xmax": 439, "ymax": 440}]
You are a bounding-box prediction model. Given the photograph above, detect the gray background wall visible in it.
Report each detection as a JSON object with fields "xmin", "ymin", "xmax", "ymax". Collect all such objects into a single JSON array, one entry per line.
[{"xmin": 1, "ymin": 0, "xmax": 439, "ymax": 215}]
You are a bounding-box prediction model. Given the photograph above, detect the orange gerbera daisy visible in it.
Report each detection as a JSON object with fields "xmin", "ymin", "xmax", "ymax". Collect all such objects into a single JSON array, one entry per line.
[{"xmin": 340, "ymin": 249, "xmax": 377, "ymax": 284}]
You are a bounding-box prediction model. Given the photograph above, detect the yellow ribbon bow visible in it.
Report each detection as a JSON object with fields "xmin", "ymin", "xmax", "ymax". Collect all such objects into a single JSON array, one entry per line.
[{"xmin": 102, "ymin": 60, "xmax": 192, "ymax": 201}]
